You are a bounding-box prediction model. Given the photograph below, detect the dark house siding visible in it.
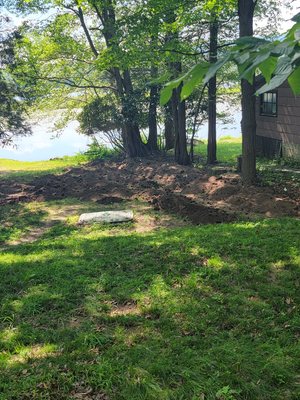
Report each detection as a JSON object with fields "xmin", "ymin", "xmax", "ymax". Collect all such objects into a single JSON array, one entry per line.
[{"xmin": 256, "ymin": 81, "xmax": 300, "ymax": 159}]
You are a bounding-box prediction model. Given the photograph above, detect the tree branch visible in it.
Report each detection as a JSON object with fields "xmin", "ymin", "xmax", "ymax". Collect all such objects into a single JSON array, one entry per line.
[{"xmin": 77, "ymin": 6, "xmax": 99, "ymax": 57}]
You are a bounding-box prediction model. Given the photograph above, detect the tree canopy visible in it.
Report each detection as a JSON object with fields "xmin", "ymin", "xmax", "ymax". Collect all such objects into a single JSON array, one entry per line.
[
  {"xmin": 0, "ymin": 15, "xmax": 30, "ymax": 145},
  {"xmin": 160, "ymin": 12, "xmax": 300, "ymax": 106}
]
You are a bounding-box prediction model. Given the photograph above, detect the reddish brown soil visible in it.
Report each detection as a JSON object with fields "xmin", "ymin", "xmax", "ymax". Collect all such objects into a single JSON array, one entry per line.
[{"xmin": 0, "ymin": 158, "xmax": 299, "ymax": 224}]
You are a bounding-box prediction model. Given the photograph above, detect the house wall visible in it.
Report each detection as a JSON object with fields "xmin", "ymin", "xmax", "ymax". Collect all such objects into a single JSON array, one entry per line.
[{"xmin": 256, "ymin": 81, "xmax": 300, "ymax": 159}]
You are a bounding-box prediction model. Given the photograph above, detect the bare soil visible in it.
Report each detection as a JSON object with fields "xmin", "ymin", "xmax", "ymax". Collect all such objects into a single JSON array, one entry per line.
[{"xmin": 0, "ymin": 158, "xmax": 299, "ymax": 224}]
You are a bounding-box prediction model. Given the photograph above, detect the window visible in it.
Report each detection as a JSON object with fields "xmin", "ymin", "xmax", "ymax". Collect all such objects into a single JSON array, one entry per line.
[{"xmin": 260, "ymin": 92, "xmax": 277, "ymax": 116}]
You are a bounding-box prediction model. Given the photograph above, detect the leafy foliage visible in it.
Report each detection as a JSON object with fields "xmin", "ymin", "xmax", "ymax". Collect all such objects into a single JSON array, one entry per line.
[
  {"xmin": 0, "ymin": 16, "xmax": 31, "ymax": 145},
  {"xmin": 160, "ymin": 13, "xmax": 300, "ymax": 105},
  {"xmin": 83, "ymin": 139, "xmax": 119, "ymax": 160}
]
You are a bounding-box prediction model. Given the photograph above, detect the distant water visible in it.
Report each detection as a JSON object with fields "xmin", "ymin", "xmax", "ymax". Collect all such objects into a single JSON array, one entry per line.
[
  {"xmin": 0, "ymin": 111, "xmax": 242, "ymax": 162},
  {"xmin": 0, "ymin": 120, "xmax": 92, "ymax": 162}
]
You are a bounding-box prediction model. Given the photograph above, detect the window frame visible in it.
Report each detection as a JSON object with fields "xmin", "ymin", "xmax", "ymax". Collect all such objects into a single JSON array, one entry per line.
[{"xmin": 259, "ymin": 91, "xmax": 278, "ymax": 117}]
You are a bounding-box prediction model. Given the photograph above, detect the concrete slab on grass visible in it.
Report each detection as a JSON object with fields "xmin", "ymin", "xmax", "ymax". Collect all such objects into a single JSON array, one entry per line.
[{"xmin": 78, "ymin": 210, "xmax": 133, "ymax": 224}]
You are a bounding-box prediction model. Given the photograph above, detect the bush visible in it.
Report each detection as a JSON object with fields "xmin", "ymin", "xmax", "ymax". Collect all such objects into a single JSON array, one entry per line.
[{"xmin": 83, "ymin": 140, "xmax": 119, "ymax": 161}]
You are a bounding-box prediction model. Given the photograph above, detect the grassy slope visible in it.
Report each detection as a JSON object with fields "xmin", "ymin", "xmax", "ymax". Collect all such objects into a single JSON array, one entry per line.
[
  {"xmin": 0, "ymin": 155, "xmax": 86, "ymax": 181},
  {"xmin": 0, "ymin": 142, "xmax": 300, "ymax": 400}
]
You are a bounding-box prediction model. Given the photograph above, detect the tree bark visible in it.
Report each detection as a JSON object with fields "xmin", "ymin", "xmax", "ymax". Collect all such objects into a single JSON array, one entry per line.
[
  {"xmin": 238, "ymin": 0, "xmax": 257, "ymax": 184},
  {"xmin": 172, "ymin": 81, "xmax": 190, "ymax": 165},
  {"xmin": 164, "ymin": 11, "xmax": 189, "ymax": 164},
  {"xmin": 169, "ymin": 61, "xmax": 189, "ymax": 165},
  {"xmin": 164, "ymin": 101, "xmax": 175, "ymax": 150},
  {"xmin": 121, "ymin": 69, "xmax": 149, "ymax": 157},
  {"xmin": 147, "ymin": 65, "xmax": 159, "ymax": 151},
  {"xmin": 207, "ymin": 20, "xmax": 218, "ymax": 165}
]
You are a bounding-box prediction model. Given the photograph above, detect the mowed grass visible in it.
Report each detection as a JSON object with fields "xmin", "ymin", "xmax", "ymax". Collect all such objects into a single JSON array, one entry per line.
[
  {"xmin": 194, "ymin": 136, "xmax": 242, "ymax": 164},
  {"xmin": 0, "ymin": 145, "xmax": 300, "ymax": 399},
  {"xmin": 0, "ymin": 199, "xmax": 299, "ymax": 400},
  {"xmin": 0, "ymin": 155, "xmax": 86, "ymax": 181}
]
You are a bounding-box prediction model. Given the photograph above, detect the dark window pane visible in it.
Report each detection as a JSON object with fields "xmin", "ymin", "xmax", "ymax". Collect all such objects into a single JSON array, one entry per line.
[{"xmin": 260, "ymin": 91, "xmax": 277, "ymax": 116}]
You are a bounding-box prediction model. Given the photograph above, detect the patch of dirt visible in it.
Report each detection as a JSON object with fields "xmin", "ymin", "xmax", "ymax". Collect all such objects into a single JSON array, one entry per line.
[
  {"xmin": 152, "ymin": 191, "xmax": 237, "ymax": 224},
  {"xmin": 109, "ymin": 301, "xmax": 141, "ymax": 317},
  {"xmin": 0, "ymin": 157, "xmax": 299, "ymax": 224},
  {"xmin": 7, "ymin": 222, "xmax": 55, "ymax": 246},
  {"xmin": 71, "ymin": 383, "xmax": 109, "ymax": 400}
]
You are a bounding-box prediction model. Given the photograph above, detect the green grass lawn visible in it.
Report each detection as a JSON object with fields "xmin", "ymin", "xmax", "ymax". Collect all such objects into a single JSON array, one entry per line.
[
  {"xmin": 0, "ymin": 144, "xmax": 300, "ymax": 399},
  {"xmin": 0, "ymin": 199, "xmax": 299, "ymax": 400},
  {"xmin": 0, "ymin": 155, "xmax": 87, "ymax": 181},
  {"xmin": 194, "ymin": 136, "xmax": 242, "ymax": 164}
]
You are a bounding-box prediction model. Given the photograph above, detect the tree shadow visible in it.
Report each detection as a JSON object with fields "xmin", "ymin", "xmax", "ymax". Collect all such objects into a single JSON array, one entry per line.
[{"xmin": 0, "ymin": 218, "xmax": 299, "ymax": 399}]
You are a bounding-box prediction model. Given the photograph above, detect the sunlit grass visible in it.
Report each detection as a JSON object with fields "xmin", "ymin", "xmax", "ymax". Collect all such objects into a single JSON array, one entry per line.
[
  {"xmin": 0, "ymin": 200, "xmax": 299, "ymax": 399},
  {"xmin": 194, "ymin": 136, "xmax": 242, "ymax": 164},
  {"xmin": 0, "ymin": 154, "xmax": 87, "ymax": 181},
  {"xmin": 0, "ymin": 140, "xmax": 299, "ymax": 399}
]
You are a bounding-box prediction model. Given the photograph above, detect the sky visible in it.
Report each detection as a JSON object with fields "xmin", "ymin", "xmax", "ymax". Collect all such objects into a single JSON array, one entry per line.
[
  {"xmin": 0, "ymin": 120, "xmax": 92, "ymax": 161},
  {"xmin": 0, "ymin": 2, "xmax": 298, "ymax": 161}
]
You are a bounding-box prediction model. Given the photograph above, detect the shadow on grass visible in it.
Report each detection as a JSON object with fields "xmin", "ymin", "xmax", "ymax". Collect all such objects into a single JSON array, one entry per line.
[
  {"xmin": 0, "ymin": 218, "xmax": 299, "ymax": 399},
  {"xmin": 0, "ymin": 203, "xmax": 48, "ymax": 244}
]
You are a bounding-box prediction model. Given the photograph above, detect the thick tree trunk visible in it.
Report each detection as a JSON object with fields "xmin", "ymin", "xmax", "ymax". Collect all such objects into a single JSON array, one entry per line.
[
  {"xmin": 147, "ymin": 65, "xmax": 159, "ymax": 151},
  {"xmin": 164, "ymin": 101, "xmax": 175, "ymax": 150},
  {"xmin": 207, "ymin": 20, "xmax": 218, "ymax": 165},
  {"xmin": 238, "ymin": 0, "xmax": 256, "ymax": 184},
  {"xmin": 172, "ymin": 83, "xmax": 190, "ymax": 165},
  {"xmin": 122, "ymin": 122, "xmax": 148, "ymax": 157},
  {"xmin": 170, "ymin": 61, "xmax": 190, "ymax": 165},
  {"xmin": 164, "ymin": 11, "xmax": 189, "ymax": 164},
  {"xmin": 116, "ymin": 68, "xmax": 149, "ymax": 157}
]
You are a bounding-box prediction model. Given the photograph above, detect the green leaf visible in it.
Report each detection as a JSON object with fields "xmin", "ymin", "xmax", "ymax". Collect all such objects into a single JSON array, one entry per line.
[
  {"xmin": 181, "ymin": 62, "xmax": 209, "ymax": 100},
  {"xmin": 294, "ymin": 28, "xmax": 300, "ymax": 41},
  {"xmin": 235, "ymin": 36, "xmax": 267, "ymax": 48},
  {"xmin": 234, "ymin": 51, "xmax": 250, "ymax": 65},
  {"xmin": 160, "ymin": 77, "xmax": 183, "ymax": 106},
  {"xmin": 239, "ymin": 51, "xmax": 271, "ymax": 82},
  {"xmin": 258, "ymin": 56, "xmax": 277, "ymax": 83},
  {"xmin": 203, "ymin": 54, "xmax": 231, "ymax": 85},
  {"xmin": 271, "ymin": 41, "xmax": 295, "ymax": 56},
  {"xmin": 256, "ymin": 56, "xmax": 293, "ymax": 95},
  {"xmin": 150, "ymin": 72, "xmax": 171, "ymax": 85},
  {"xmin": 292, "ymin": 13, "xmax": 300, "ymax": 23},
  {"xmin": 160, "ymin": 85, "xmax": 173, "ymax": 106},
  {"xmin": 288, "ymin": 67, "xmax": 300, "ymax": 95}
]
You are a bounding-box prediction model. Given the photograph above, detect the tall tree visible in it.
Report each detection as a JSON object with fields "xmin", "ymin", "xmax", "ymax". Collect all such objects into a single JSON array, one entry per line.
[
  {"xmin": 238, "ymin": 0, "xmax": 257, "ymax": 184},
  {"xmin": 89, "ymin": 0, "xmax": 149, "ymax": 157},
  {"xmin": 207, "ymin": 19, "xmax": 218, "ymax": 164},
  {"xmin": 7, "ymin": 0, "xmax": 151, "ymax": 157},
  {"xmin": 166, "ymin": 9, "xmax": 190, "ymax": 165}
]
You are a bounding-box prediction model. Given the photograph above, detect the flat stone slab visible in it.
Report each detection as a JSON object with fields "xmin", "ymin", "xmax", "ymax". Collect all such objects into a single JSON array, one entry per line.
[{"xmin": 78, "ymin": 210, "xmax": 133, "ymax": 224}]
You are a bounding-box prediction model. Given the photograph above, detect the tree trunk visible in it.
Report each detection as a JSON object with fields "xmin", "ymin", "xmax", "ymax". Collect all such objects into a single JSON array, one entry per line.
[
  {"xmin": 122, "ymin": 122, "xmax": 148, "ymax": 157},
  {"xmin": 147, "ymin": 65, "xmax": 159, "ymax": 151},
  {"xmin": 117, "ymin": 69, "xmax": 149, "ymax": 157},
  {"xmin": 172, "ymin": 83, "xmax": 190, "ymax": 165},
  {"xmin": 207, "ymin": 20, "xmax": 218, "ymax": 165},
  {"xmin": 164, "ymin": 101, "xmax": 175, "ymax": 150},
  {"xmin": 238, "ymin": 0, "xmax": 256, "ymax": 184},
  {"xmin": 170, "ymin": 60, "xmax": 190, "ymax": 165}
]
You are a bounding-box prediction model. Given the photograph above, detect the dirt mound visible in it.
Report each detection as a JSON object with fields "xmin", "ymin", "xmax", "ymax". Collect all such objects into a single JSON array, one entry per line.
[
  {"xmin": 153, "ymin": 191, "xmax": 237, "ymax": 224},
  {"xmin": 0, "ymin": 158, "xmax": 299, "ymax": 223}
]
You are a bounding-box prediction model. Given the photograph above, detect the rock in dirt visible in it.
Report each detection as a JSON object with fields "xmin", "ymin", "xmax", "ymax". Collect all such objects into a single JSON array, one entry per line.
[{"xmin": 78, "ymin": 210, "xmax": 134, "ymax": 224}]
